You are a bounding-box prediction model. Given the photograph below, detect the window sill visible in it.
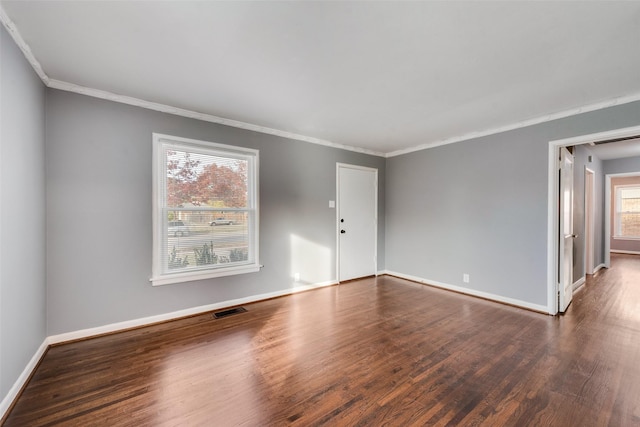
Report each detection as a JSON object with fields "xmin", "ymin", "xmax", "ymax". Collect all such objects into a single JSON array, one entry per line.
[
  {"xmin": 150, "ymin": 263, "xmax": 261, "ymax": 286},
  {"xmin": 613, "ymin": 236, "xmax": 640, "ymax": 241}
]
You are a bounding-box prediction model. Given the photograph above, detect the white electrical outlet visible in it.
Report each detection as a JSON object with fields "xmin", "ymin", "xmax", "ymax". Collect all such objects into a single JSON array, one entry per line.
[
  {"xmin": 329, "ymin": 200, "xmax": 335, "ymax": 208},
  {"xmin": 294, "ymin": 273, "xmax": 300, "ymax": 282},
  {"xmin": 463, "ymin": 273, "xmax": 470, "ymax": 283}
]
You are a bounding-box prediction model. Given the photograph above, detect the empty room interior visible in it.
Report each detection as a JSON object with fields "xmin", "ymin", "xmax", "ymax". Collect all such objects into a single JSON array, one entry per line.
[{"xmin": 2, "ymin": 1, "xmax": 640, "ymax": 425}]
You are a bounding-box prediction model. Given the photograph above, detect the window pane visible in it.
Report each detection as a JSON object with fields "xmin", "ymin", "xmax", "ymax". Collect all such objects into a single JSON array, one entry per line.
[
  {"xmin": 621, "ymin": 193, "xmax": 640, "ymax": 213},
  {"xmin": 167, "ymin": 150, "xmax": 248, "ymax": 208},
  {"xmin": 620, "ymin": 213, "xmax": 640, "ymax": 237},
  {"xmin": 165, "ymin": 210, "xmax": 251, "ymax": 273},
  {"xmin": 620, "ymin": 187, "xmax": 640, "ymax": 200},
  {"xmin": 153, "ymin": 133, "xmax": 258, "ymax": 285}
]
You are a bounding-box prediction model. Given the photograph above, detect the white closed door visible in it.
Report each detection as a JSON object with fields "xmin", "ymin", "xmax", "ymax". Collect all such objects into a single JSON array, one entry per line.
[
  {"xmin": 559, "ymin": 147, "xmax": 574, "ymax": 312},
  {"xmin": 337, "ymin": 164, "xmax": 377, "ymax": 282}
]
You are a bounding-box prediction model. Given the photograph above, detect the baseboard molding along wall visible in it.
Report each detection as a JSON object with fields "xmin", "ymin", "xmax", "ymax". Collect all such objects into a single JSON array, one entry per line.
[
  {"xmin": 48, "ymin": 279, "xmax": 338, "ymax": 344},
  {"xmin": 610, "ymin": 249, "xmax": 640, "ymax": 255},
  {"xmin": 573, "ymin": 276, "xmax": 586, "ymax": 292},
  {"xmin": 1, "ymin": 279, "xmax": 337, "ymax": 421},
  {"xmin": 381, "ymin": 270, "xmax": 549, "ymax": 313},
  {"xmin": 0, "ymin": 339, "xmax": 49, "ymax": 421}
]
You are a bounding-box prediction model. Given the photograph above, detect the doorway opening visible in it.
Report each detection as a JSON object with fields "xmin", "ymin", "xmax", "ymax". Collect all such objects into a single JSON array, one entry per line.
[
  {"xmin": 605, "ymin": 172, "xmax": 640, "ymax": 267},
  {"xmin": 547, "ymin": 125, "xmax": 640, "ymax": 315}
]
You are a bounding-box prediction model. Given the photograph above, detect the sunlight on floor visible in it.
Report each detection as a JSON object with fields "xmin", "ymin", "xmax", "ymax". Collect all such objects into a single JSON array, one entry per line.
[{"xmin": 157, "ymin": 331, "xmax": 262, "ymax": 424}]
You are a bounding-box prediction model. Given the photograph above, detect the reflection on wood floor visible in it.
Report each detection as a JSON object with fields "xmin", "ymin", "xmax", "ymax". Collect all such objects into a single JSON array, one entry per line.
[{"xmin": 3, "ymin": 254, "xmax": 640, "ymax": 426}]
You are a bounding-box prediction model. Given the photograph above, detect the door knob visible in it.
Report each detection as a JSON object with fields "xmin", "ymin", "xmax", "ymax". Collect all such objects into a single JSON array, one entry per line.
[{"xmin": 341, "ymin": 230, "xmax": 346, "ymax": 234}]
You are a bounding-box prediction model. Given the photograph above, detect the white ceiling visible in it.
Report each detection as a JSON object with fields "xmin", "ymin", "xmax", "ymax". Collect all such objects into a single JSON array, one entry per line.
[{"xmin": 2, "ymin": 1, "xmax": 640, "ymax": 156}]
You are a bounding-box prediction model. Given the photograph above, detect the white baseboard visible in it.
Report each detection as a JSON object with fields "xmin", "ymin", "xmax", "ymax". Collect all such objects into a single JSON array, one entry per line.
[
  {"xmin": 382, "ymin": 270, "xmax": 549, "ymax": 313},
  {"xmin": 594, "ymin": 263, "xmax": 606, "ymax": 273},
  {"xmin": 2, "ymin": 280, "xmax": 338, "ymax": 420},
  {"xmin": 610, "ymin": 249, "xmax": 640, "ymax": 255},
  {"xmin": 573, "ymin": 276, "xmax": 586, "ymax": 292},
  {"xmin": 48, "ymin": 280, "xmax": 338, "ymax": 345},
  {"xmin": 0, "ymin": 339, "xmax": 49, "ymax": 420}
]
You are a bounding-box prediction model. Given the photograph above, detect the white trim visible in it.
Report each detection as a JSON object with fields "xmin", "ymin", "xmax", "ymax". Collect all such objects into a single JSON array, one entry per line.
[
  {"xmin": 387, "ymin": 93, "xmax": 640, "ymax": 158},
  {"xmin": 0, "ymin": 339, "xmax": 49, "ymax": 420},
  {"xmin": 336, "ymin": 163, "xmax": 378, "ymax": 282},
  {"xmin": 150, "ymin": 265, "xmax": 261, "ymax": 286},
  {"xmin": 605, "ymin": 171, "xmax": 640, "ymax": 268},
  {"xmin": 151, "ymin": 133, "xmax": 260, "ymax": 285},
  {"xmin": 0, "ymin": 7, "xmax": 383, "ymax": 158},
  {"xmin": 383, "ymin": 270, "xmax": 548, "ymax": 313},
  {"xmin": 550, "ymin": 126, "xmax": 640, "ymax": 149},
  {"xmin": 48, "ymin": 280, "xmax": 338, "ymax": 345},
  {"xmin": 594, "ymin": 263, "xmax": 606, "ymax": 273},
  {"xmin": 1, "ymin": 280, "xmax": 337, "ymax": 417},
  {"xmin": 49, "ymin": 80, "xmax": 386, "ymax": 157},
  {"xmin": 548, "ymin": 125, "xmax": 640, "ymax": 315},
  {"xmin": 0, "ymin": 15, "xmax": 3, "ymax": 422},
  {"xmin": 49, "ymin": 77, "xmax": 640, "ymax": 159},
  {"xmin": 547, "ymin": 139, "xmax": 561, "ymax": 315},
  {"xmin": 572, "ymin": 276, "xmax": 586, "ymax": 291},
  {"xmin": 0, "ymin": 7, "xmax": 49, "ymax": 84},
  {"xmin": 584, "ymin": 168, "xmax": 595, "ymax": 275},
  {"xmin": 610, "ymin": 249, "xmax": 640, "ymax": 255},
  {"xmin": 3, "ymin": 4, "xmax": 640, "ymax": 159},
  {"xmin": 612, "ymin": 182, "xmax": 640, "ymax": 239},
  {"xmin": 606, "ymin": 174, "xmax": 612, "ymax": 268}
]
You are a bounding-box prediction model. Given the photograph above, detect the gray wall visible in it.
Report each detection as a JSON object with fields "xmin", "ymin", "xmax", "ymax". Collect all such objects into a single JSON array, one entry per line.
[
  {"xmin": 45, "ymin": 90, "xmax": 385, "ymax": 335},
  {"xmin": 385, "ymin": 101, "xmax": 640, "ymax": 308},
  {"xmin": 604, "ymin": 155, "xmax": 640, "ymax": 175},
  {"xmin": 0, "ymin": 27, "xmax": 47, "ymax": 399},
  {"xmin": 572, "ymin": 145, "xmax": 605, "ymax": 279}
]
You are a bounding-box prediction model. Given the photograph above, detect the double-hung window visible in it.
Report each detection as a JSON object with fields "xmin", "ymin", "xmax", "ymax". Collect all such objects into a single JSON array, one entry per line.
[
  {"xmin": 614, "ymin": 185, "xmax": 640, "ymax": 239},
  {"xmin": 152, "ymin": 133, "xmax": 259, "ymax": 285}
]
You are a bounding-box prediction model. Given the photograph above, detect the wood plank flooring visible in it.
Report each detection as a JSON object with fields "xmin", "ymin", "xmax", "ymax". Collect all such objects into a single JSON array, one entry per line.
[{"xmin": 4, "ymin": 254, "xmax": 640, "ymax": 426}]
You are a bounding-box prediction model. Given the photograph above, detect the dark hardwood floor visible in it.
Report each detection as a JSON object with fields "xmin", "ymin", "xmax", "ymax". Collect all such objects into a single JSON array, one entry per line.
[{"xmin": 4, "ymin": 254, "xmax": 640, "ymax": 426}]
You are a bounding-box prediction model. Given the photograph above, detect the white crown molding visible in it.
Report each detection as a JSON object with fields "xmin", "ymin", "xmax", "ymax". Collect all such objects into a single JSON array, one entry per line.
[
  {"xmin": 0, "ymin": 5, "xmax": 49, "ymax": 84},
  {"xmin": 45, "ymin": 78, "xmax": 640, "ymax": 159},
  {"xmin": 0, "ymin": 4, "xmax": 384, "ymax": 158},
  {"xmin": 3, "ymin": 3, "xmax": 640, "ymax": 159},
  {"xmin": 47, "ymin": 79, "xmax": 386, "ymax": 157},
  {"xmin": 386, "ymin": 91, "xmax": 640, "ymax": 158}
]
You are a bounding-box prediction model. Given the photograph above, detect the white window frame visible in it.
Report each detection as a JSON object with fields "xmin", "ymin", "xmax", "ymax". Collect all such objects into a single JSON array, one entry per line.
[
  {"xmin": 151, "ymin": 133, "xmax": 259, "ymax": 286},
  {"xmin": 614, "ymin": 184, "xmax": 640, "ymax": 240}
]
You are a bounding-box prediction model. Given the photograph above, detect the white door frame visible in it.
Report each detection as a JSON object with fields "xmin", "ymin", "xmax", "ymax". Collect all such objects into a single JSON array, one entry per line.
[
  {"xmin": 584, "ymin": 168, "xmax": 595, "ymax": 275},
  {"xmin": 604, "ymin": 172, "xmax": 640, "ymax": 268},
  {"xmin": 558, "ymin": 147, "xmax": 575, "ymax": 312},
  {"xmin": 336, "ymin": 163, "xmax": 378, "ymax": 282},
  {"xmin": 547, "ymin": 124, "xmax": 640, "ymax": 314}
]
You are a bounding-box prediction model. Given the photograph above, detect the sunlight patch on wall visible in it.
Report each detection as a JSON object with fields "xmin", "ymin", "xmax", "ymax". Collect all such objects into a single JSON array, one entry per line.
[{"xmin": 289, "ymin": 234, "xmax": 332, "ymax": 286}]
